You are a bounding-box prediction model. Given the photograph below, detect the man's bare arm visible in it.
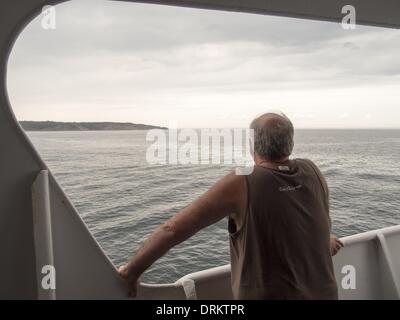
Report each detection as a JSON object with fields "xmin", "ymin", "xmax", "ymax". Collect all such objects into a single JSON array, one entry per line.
[{"xmin": 119, "ymin": 172, "xmax": 246, "ymax": 296}]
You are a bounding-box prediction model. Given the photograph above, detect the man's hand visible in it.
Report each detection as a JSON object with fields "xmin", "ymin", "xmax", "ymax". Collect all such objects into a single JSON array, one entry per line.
[
  {"xmin": 118, "ymin": 265, "xmax": 140, "ymax": 298},
  {"xmin": 330, "ymin": 235, "xmax": 344, "ymax": 256}
]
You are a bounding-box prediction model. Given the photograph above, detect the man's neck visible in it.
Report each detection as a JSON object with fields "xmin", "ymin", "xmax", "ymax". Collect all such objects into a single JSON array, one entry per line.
[{"xmin": 255, "ymin": 156, "xmax": 290, "ymax": 166}]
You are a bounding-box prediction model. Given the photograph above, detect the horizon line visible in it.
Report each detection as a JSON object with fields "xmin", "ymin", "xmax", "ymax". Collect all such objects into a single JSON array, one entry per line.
[{"xmin": 18, "ymin": 120, "xmax": 400, "ymax": 130}]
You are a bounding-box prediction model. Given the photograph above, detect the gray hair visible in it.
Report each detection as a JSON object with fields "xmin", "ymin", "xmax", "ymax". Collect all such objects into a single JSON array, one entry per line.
[{"xmin": 250, "ymin": 112, "xmax": 294, "ymax": 161}]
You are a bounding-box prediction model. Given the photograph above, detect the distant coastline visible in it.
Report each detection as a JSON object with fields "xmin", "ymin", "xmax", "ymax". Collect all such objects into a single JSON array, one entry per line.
[{"xmin": 20, "ymin": 121, "xmax": 167, "ymax": 131}]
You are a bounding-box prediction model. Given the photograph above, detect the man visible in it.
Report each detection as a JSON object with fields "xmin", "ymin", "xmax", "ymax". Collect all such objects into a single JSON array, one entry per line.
[{"xmin": 119, "ymin": 112, "xmax": 343, "ymax": 299}]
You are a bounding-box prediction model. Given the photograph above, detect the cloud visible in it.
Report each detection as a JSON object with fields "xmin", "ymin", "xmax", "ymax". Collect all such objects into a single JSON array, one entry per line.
[
  {"xmin": 338, "ymin": 113, "xmax": 349, "ymax": 119},
  {"xmin": 6, "ymin": 0, "xmax": 400, "ymax": 128},
  {"xmin": 292, "ymin": 113, "xmax": 315, "ymax": 119}
]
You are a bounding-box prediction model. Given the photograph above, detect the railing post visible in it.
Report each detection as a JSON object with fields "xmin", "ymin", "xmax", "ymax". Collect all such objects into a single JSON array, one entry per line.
[
  {"xmin": 377, "ymin": 232, "xmax": 400, "ymax": 299},
  {"xmin": 32, "ymin": 170, "xmax": 56, "ymax": 300}
]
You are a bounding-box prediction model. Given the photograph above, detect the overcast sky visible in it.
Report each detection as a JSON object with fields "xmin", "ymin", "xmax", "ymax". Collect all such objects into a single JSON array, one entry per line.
[{"xmin": 6, "ymin": 0, "xmax": 400, "ymax": 128}]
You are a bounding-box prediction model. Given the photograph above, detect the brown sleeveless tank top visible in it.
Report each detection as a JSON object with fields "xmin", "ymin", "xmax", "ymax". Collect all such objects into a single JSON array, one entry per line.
[{"xmin": 229, "ymin": 159, "xmax": 338, "ymax": 300}]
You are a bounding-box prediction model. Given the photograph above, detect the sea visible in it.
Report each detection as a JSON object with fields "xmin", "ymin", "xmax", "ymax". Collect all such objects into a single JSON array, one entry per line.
[{"xmin": 26, "ymin": 129, "xmax": 400, "ymax": 284}]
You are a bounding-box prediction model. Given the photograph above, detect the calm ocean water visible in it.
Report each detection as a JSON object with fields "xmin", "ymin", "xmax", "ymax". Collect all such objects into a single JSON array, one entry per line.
[{"xmin": 27, "ymin": 129, "xmax": 400, "ymax": 284}]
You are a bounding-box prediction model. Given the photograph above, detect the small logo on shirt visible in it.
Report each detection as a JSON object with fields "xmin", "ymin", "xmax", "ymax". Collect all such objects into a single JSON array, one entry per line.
[{"xmin": 279, "ymin": 185, "xmax": 303, "ymax": 192}]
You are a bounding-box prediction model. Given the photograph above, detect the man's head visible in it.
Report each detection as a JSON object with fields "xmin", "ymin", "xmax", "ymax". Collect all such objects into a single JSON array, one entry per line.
[{"xmin": 250, "ymin": 112, "xmax": 294, "ymax": 162}]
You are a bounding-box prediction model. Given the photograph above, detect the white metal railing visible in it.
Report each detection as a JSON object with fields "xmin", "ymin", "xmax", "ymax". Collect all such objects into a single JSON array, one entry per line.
[{"xmin": 170, "ymin": 225, "xmax": 400, "ymax": 300}]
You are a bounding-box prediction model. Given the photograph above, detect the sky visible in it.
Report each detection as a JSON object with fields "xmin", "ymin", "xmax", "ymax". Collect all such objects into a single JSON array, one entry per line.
[{"xmin": 6, "ymin": 0, "xmax": 400, "ymax": 129}]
